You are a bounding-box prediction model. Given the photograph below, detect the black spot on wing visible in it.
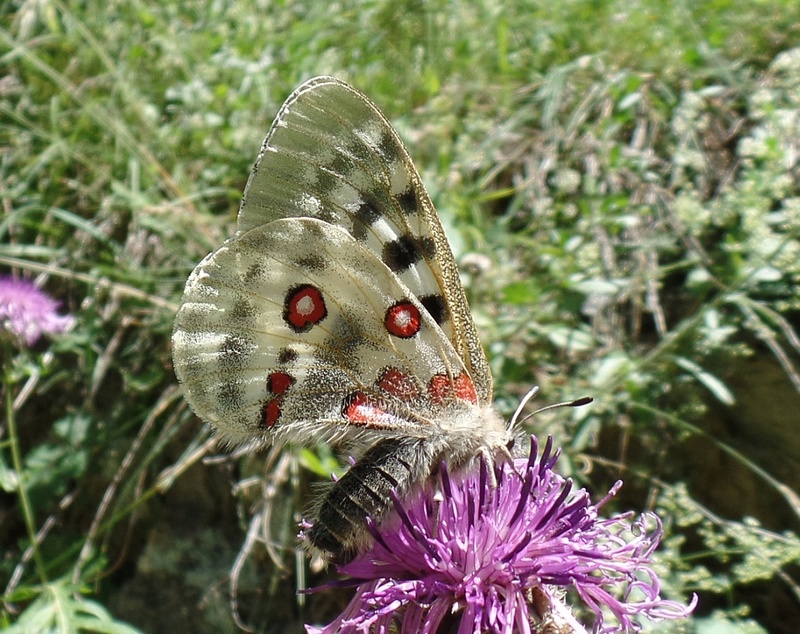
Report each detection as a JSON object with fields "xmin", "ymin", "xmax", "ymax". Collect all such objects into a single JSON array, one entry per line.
[
  {"xmin": 351, "ymin": 200, "xmax": 381, "ymax": 242},
  {"xmin": 420, "ymin": 294, "xmax": 449, "ymax": 326},
  {"xmin": 296, "ymin": 253, "xmax": 327, "ymax": 271},
  {"xmin": 395, "ymin": 188, "xmax": 418, "ymax": 216},
  {"xmin": 218, "ymin": 334, "xmax": 252, "ymax": 370},
  {"xmin": 244, "ymin": 262, "xmax": 265, "ymax": 283},
  {"xmin": 301, "ymin": 218, "xmax": 329, "ymax": 241},
  {"xmin": 378, "ymin": 131, "xmax": 398, "ymax": 162},
  {"xmin": 313, "ymin": 315, "xmax": 366, "ymax": 371},
  {"xmin": 329, "ymin": 148, "xmax": 355, "ymax": 177},
  {"xmin": 217, "ymin": 378, "xmax": 245, "ymax": 412},
  {"xmin": 230, "ymin": 298, "xmax": 256, "ymax": 326},
  {"xmin": 315, "ymin": 170, "xmax": 341, "ymax": 198},
  {"xmin": 278, "ymin": 347, "xmax": 298, "ymax": 364},
  {"xmin": 382, "ymin": 235, "xmax": 435, "ymax": 273}
]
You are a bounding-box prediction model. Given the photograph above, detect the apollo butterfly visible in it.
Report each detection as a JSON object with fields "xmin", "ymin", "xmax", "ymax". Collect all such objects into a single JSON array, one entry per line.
[{"xmin": 172, "ymin": 76, "xmax": 515, "ymax": 559}]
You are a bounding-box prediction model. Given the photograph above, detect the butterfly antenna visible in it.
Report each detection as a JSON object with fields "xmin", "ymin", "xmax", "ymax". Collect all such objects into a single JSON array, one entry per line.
[
  {"xmin": 513, "ymin": 394, "xmax": 593, "ymax": 430},
  {"xmin": 509, "ymin": 386, "xmax": 541, "ymax": 430}
]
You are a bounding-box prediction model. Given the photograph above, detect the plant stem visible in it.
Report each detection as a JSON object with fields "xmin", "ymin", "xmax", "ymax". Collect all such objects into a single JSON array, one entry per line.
[{"xmin": 3, "ymin": 349, "xmax": 49, "ymax": 584}]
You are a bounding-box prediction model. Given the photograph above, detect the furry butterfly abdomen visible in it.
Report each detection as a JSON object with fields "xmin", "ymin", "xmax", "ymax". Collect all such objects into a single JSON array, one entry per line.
[{"xmin": 172, "ymin": 77, "xmax": 511, "ymax": 558}]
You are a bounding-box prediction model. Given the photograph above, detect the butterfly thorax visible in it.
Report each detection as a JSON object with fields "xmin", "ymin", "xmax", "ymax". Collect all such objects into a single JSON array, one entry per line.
[{"xmin": 426, "ymin": 402, "xmax": 509, "ymax": 467}]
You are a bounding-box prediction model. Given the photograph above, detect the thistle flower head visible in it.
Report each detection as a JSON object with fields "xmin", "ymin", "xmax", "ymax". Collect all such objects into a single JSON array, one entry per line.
[
  {"xmin": 0, "ymin": 275, "xmax": 74, "ymax": 346},
  {"xmin": 307, "ymin": 437, "xmax": 696, "ymax": 633}
]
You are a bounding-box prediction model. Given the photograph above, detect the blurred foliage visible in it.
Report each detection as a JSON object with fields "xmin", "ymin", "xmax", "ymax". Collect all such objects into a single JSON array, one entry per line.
[{"xmin": 1, "ymin": 0, "xmax": 799, "ymax": 632}]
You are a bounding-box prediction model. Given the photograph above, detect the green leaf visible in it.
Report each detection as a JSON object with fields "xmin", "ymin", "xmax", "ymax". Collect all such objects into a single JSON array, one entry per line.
[
  {"xmin": 5, "ymin": 579, "xmax": 142, "ymax": 633},
  {"xmin": 675, "ymin": 356, "xmax": 736, "ymax": 405}
]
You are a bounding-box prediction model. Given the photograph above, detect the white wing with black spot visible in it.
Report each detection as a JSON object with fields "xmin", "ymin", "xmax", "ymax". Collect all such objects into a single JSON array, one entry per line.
[
  {"xmin": 173, "ymin": 217, "xmax": 477, "ymax": 446},
  {"xmin": 235, "ymin": 77, "xmax": 493, "ymax": 404}
]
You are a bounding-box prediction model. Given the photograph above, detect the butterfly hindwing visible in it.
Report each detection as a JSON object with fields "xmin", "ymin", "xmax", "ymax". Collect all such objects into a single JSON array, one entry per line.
[
  {"xmin": 236, "ymin": 77, "xmax": 493, "ymax": 404},
  {"xmin": 172, "ymin": 217, "xmax": 478, "ymax": 445}
]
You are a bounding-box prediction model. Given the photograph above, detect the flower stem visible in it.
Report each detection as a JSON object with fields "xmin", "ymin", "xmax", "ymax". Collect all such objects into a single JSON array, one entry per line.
[{"xmin": 3, "ymin": 348, "xmax": 49, "ymax": 584}]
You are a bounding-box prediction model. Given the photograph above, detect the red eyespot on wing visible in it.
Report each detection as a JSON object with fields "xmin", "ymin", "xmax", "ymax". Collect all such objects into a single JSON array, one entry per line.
[
  {"xmin": 284, "ymin": 285, "xmax": 327, "ymax": 332},
  {"xmin": 267, "ymin": 371, "xmax": 294, "ymax": 395},
  {"xmin": 377, "ymin": 367, "xmax": 420, "ymax": 401},
  {"xmin": 261, "ymin": 397, "xmax": 284, "ymax": 429},
  {"xmin": 454, "ymin": 372, "xmax": 478, "ymax": 404},
  {"xmin": 261, "ymin": 372, "xmax": 295, "ymax": 429},
  {"xmin": 384, "ymin": 300, "xmax": 421, "ymax": 338},
  {"xmin": 343, "ymin": 391, "xmax": 378, "ymax": 424},
  {"xmin": 428, "ymin": 371, "xmax": 478, "ymax": 405},
  {"xmin": 428, "ymin": 374, "xmax": 450, "ymax": 404},
  {"xmin": 342, "ymin": 391, "xmax": 398, "ymax": 428}
]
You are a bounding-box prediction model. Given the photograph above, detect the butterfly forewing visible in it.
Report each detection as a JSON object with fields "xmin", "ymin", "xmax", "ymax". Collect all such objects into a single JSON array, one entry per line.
[{"xmin": 236, "ymin": 77, "xmax": 492, "ymax": 403}]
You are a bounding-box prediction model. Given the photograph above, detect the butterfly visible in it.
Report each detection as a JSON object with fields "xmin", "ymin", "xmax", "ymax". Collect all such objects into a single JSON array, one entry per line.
[{"xmin": 172, "ymin": 76, "xmax": 516, "ymax": 560}]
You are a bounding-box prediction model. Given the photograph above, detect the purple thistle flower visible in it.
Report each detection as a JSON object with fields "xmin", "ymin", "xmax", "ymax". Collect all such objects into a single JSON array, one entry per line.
[
  {"xmin": 0, "ymin": 275, "xmax": 74, "ymax": 346},
  {"xmin": 306, "ymin": 437, "xmax": 696, "ymax": 634}
]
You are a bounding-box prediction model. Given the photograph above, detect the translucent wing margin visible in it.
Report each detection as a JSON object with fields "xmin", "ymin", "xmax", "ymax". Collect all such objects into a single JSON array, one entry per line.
[{"xmin": 236, "ymin": 76, "xmax": 493, "ymax": 403}]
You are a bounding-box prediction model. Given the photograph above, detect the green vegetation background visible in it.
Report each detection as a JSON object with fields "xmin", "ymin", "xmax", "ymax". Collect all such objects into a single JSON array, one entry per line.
[{"xmin": 2, "ymin": 0, "xmax": 799, "ymax": 632}]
